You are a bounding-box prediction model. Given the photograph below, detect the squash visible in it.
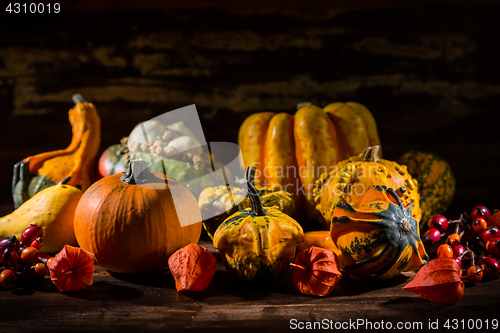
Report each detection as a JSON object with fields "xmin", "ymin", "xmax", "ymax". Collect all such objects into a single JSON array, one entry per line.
[
  {"xmin": 12, "ymin": 94, "xmax": 100, "ymax": 208},
  {"xmin": 98, "ymin": 143, "xmax": 129, "ymax": 178},
  {"xmin": 331, "ymin": 185, "xmax": 428, "ymax": 280},
  {"xmin": 73, "ymin": 159, "xmax": 202, "ymax": 274},
  {"xmin": 297, "ymin": 230, "xmax": 337, "ymax": 253},
  {"xmin": 238, "ymin": 102, "xmax": 381, "ymax": 219},
  {"xmin": 314, "ymin": 146, "xmax": 422, "ymax": 230},
  {"xmin": 198, "ymin": 172, "xmax": 295, "ymax": 240},
  {"xmin": 397, "ymin": 150, "xmax": 456, "ymax": 225},
  {"xmin": 0, "ymin": 178, "xmax": 81, "ymax": 253},
  {"xmin": 213, "ymin": 167, "xmax": 304, "ymax": 282}
]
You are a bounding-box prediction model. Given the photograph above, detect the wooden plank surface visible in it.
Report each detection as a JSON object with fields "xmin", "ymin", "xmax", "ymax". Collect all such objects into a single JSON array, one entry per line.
[{"xmin": 1, "ymin": 237, "xmax": 499, "ymax": 333}]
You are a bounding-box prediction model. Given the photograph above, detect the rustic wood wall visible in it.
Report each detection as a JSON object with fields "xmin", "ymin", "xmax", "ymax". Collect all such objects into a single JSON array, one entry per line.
[{"xmin": 1, "ymin": 2, "xmax": 499, "ymax": 216}]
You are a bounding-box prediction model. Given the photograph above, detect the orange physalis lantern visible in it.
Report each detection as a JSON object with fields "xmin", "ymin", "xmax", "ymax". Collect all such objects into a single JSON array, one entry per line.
[
  {"xmin": 47, "ymin": 245, "xmax": 95, "ymax": 292},
  {"xmin": 292, "ymin": 246, "xmax": 342, "ymax": 296},
  {"xmin": 168, "ymin": 243, "xmax": 217, "ymax": 292},
  {"xmin": 403, "ymin": 257, "xmax": 464, "ymax": 304}
]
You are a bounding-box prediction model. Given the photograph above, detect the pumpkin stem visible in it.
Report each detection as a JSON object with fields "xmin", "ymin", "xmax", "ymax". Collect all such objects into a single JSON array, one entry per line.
[
  {"xmin": 360, "ymin": 145, "xmax": 380, "ymax": 162},
  {"xmin": 235, "ymin": 167, "xmax": 267, "ymax": 217},
  {"xmin": 121, "ymin": 159, "xmax": 163, "ymax": 185},
  {"xmin": 72, "ymin": 93, "xmax": 86, "ymax": 104}
]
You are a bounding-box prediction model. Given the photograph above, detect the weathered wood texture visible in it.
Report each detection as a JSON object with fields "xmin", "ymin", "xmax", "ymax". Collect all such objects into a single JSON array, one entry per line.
[
  {"xmin": 1, "ymin": 4, "xmax": 500, "ymax": 217},
  {"xmin": 0, "ymin": 239, "xmax": 499, "ymax": 333}
]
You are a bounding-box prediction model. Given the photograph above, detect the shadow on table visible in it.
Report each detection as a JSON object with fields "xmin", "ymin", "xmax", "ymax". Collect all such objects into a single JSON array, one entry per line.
[
  {"xmin": 55, "ymin": 281, "xmax": 144, "ymax": 301},
  {"xmin": 108, "ymin": 269, "xmax": 176, "ymax": 289}
]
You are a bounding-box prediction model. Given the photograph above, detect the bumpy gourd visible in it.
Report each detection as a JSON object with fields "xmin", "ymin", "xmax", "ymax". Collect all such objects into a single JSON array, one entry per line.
[
  {"xmin": 314, "ymin": 146, "xmax": 422, "ymax": 230},
  {"xmin": 238, "ymin": 102, "xmax": 381, "ymax": 219},
  {"xmin": 12, "ymin": 94, "xmax": 100, "ymax": 208},
  {"xmin": 199, "ymin": 173, "xmax": 295, "ymax": 239},
  {"xmin": 213, "ymin": 167, "xmax": 304, "ymax": 282},
  {"xmin": 331, "ymin": 185, "xmax": 428, "ymax": 280},
  {"xmin": 397, "ymin": 150, "xmax": 456, "ymax": 225}
]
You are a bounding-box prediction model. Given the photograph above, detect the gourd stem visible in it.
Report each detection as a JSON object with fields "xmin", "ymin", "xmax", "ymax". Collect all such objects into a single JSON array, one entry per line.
[
  {"xmin": 360, "ymin": 145, "xmax": 380, "ymax": 162},
  {"xmin": 121, "ymin": 159, "xmax": 162, "ymax": 185},
  {"xmin": 72, "ymin": 93, "xmax": 86, "ymax": 104},
  {"xmin": 236, "ymin": 167, "xmax": 267, "ymax": 217}
]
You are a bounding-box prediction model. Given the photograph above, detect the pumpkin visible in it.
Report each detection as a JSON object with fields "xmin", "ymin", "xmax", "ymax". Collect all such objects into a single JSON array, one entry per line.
[
  {"xmin": 213, "ymin": 167, "xmax": 304, "ymax": 282},
  {"xmin": 12, "ymin": 94, "xmax": 100, "ymax": 209},
  {"xmin": 314, "ymin": 146, "xmax": 422, "ymax": 230},
  {"xmin": 397, "ymin": 150, "xmax": 456, "ymax": 225},
  {"xmin": 331, "ymin": 185, "xmax": 428, "ymax": 280},
  {"xmin": 47, "ymin": 245, "xmax": 95, "ymax": 292},
  {"xmin": 238, "ymin": 102, "xmax": 381, "ymax": 219},
  {"xmin": 198, "ymin": 172, "xmax": 295, "ymax": 240},
  {"xmin": 0, "ymin": 178, "xmax": 81, "ymax": 253},
  {"xmin": 74, "ymin": 159, "xmax": 202, "ymax": 274}
]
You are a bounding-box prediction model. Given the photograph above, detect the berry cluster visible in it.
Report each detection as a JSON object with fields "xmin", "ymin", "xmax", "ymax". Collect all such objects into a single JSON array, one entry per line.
[
  {"xmin": 423, "ymin": 206, "xmax": 500, "ymax": 282},
  {"xmin": 0, "ymin": 225, "xmax": 52, "ymax": 286}
]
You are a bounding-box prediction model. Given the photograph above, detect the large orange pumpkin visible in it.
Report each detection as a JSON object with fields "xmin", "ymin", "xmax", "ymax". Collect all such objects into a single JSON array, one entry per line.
[
  {"xmin": 238, "ymin": 102, "xmax": 381, "ymax": 219},
  {"xmin": 74, "ymin": 160, "xmax": 202, "ymax": 274}
]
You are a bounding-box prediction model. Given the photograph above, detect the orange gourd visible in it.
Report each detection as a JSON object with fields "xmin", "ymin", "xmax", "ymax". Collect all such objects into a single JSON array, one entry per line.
[
  {"xmin": 314, "ymin": 146, "xmax": 422, "ymax": 230},
  {"xmin": 12, "ymin": 94, "xmax": 101, "ymax": 208},
  {"xmin": 47, "ymin": 245, "xmax": 95, "ymax": 292},
  {"xmin": 238, "ymin": 102, "xmax": 381, "ymax": 219},
  {"xmin": 74, "ymin": 160, "xmax": 202, "ymax": 274}
]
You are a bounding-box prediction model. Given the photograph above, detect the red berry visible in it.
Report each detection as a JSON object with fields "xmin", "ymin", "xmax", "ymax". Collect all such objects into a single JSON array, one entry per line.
[
  {"xmin": 0, "ymin": 269, "xmax": 15, "ymax": 285},
  {"xmin": 424, "ymin": 228, "xmax": 441, "ymax": 244},
  {"xmin": 0, "ymin": 236, "xmax": 20, "ymax": 254},
  {"xmin": 452, "ymin": 257, "xmax": 462, "ymax": 267},
  {"xmin": 472, "ymin": 217, "xmax": 488, "ymax": 234},
  {"xmin": 437, "ymin": 244, "xmax": 454, "ymax": 258},
  {"xmin": 486, "ymin": 238, "xmax": 500, "ymax": 257},
  {"xmin": 34, "ymin": 263, "xmax": 49, "ymax": 276},
  {"xmin": 471, "ymin": 206, "xmax": 491, "ymax": 221},
  {"xmin": 20, "ymin": 247, "xmax": 39, "ymax": 265},
  {"xmin": 428, "ymin": 215, "xmax": 449, "ymax": 231},
  {"xmin": 2, "ymin": 248, "xmax": 19, "ymax": 267},
  {"xmin": 466, "ymin": 265, "xmax": 483, "ymax": 282},
  {"xmin": 21, "ymin": 225, "xmax": 43, "ymax": 247},
  {"xmin": 453, "ymin": 244, "xmax": 466, "ymax": 258},
  {"xmin": 30, "ymin": 237, "xmax": 43, "ymax": 250},
  {"xmin": 481, "ymin": 227, "xmax": 500, "ymax": 244},
  {"xmin": 479, "ymin": 257, "xmax": 500, "ymax": 277}
]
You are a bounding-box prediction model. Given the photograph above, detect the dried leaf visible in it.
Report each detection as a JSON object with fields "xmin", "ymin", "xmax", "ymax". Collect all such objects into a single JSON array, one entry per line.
[
  {"xmin": 489, "ymin": 211, "xmax": 500, "ymax": 229},
  {"xmin": 292, "ymin": 246, "xmax": 342, "ymax": 296},
  {"xmin": 47, "ymin": 245, "xmax": 95, "ymax": 292},
  {"xmin": 403, "ymin": 257, "xmax": 464, "ymax": 304},
  {"xmin": 168, "ymin": 243, "xmax": 217, "ymax": 292}
]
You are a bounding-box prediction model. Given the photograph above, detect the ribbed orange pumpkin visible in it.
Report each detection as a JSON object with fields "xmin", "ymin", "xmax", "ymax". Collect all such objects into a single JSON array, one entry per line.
[
  {"xmin": 74, "ymin": 160, "xmax": 202, "ymax": 274},
  {"xmin": 238, "ymin": 102, "xmax": 381, "ymax": 219}
]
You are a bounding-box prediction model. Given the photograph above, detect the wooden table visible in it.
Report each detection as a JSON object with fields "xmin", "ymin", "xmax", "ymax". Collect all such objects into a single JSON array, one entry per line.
[{"xmin": 1, "ymin": 196, "xmax": 499, "ymax": 332}]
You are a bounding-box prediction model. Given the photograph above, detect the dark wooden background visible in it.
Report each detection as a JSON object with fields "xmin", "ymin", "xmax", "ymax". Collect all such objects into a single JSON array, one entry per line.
[
  {"xmin": 1, "ymin": 1, "xmax": 500, "ymax": 217},
  {"xmin": 1, "ymin": 1, "xmax": 500, "ymax": 332}
]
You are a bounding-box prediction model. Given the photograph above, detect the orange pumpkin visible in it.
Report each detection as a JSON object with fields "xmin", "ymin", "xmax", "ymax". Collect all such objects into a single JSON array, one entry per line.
[
  {"xmin": 74, "ymin": 160, "xmax": 202, "ymax": 274},
  {"xmin": 238, "ymin": 102, "xmax": 381, "ymax": 219}
]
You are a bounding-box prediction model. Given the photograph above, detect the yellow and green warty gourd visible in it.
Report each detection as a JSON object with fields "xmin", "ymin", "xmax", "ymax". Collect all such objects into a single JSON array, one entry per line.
[
  {"xmin": 213, "ymin": 167, "xmax": 304, "ymax": 282},
  {"xmin": 331, "ymin": 185, "xmax": 428, "ymax": 280},
  {"xmin": 199, "ymin": 173, "xmax": 295, "ymax": 240}
]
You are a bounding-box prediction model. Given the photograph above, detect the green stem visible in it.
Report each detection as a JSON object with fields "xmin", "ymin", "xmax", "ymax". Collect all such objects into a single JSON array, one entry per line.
[{"xmin": 236, "ymin": 166, "xmax": 267, "ymax": 216}]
